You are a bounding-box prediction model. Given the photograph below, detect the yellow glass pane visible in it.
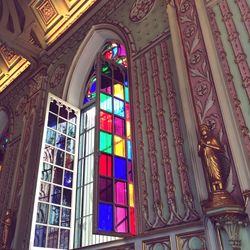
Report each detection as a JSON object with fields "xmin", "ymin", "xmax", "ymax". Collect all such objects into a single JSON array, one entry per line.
[
  {"xmin": 114, "ymin": 83, "xmax": 124, "ymax": 100},
  {"xmin": 129, "ymin": 183, "xmax": 134, "ymax": 207},
  {"xmin": 126, "ymin": 121, "xmax": 131, "ymax": 139},
  {"xmin": 114, "ymin": 135, "xmax": 125, "ymax": 157}
]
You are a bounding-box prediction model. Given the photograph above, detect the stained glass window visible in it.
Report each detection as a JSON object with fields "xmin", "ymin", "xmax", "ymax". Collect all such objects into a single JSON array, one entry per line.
[
  {"xmin": 32, "ymin": 96, "xmax": 79, "ymax": 249},
  {"xmin": 76, "ymin": 41, "xmax": 135, "ymax": 247}
]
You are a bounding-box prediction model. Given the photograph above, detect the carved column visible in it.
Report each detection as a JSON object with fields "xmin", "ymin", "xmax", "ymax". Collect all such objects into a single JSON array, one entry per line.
[{"xmin": 165, "ymin": 0, "xmax": 248, "ymax": 248}]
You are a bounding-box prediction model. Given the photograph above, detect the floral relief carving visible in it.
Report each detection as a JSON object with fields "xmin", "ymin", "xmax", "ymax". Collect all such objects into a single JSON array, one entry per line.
[
  {"xmin": 129, "ymin": 0, "xmax": 156, "ymax": 23},
  {"xmin": 49, "ymin": 64, "xmax": 66, "ymax": 88},
  {"xmin": 37, "ymin": 0, "xmax": 58, "ymax": 25}
]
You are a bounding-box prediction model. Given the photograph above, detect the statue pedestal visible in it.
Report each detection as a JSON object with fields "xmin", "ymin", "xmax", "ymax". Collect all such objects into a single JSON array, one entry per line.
[{"xmin": 202, "ymin": 191, "xmax": 248, "ymax": 250}]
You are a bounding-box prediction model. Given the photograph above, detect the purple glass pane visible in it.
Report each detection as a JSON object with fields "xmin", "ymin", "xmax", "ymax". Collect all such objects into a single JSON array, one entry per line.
[
  {"xmin": 99, "ymin": 177, "xmax": 113, "ymax": 202},
  {"xmin": 101, "ymin": 75, "xmax": 112, "ymax": 94},
  {"xmin": 47, "ymin": 227, "xmax": 59, "ymax": 248},
  {"xmin": 49, "ymin": 101, "xmax": 58, "ymax": 114},
  {"xmin": 59, "ymin": 105, "xmax": 68, "ymax": 119},
  {"xmin": 62, "ymin": 188, "xmax": 72, "ymax": 207},
  {"xmin": 114, "ymin": 117, "xmax": 125, "ymax": 137},
  {"xmin": 128, "ymin": 161, "xmax": 133, "ymax": 182},
  {"xmin": 48, "ymin": 113, "xmax": 57, "ymax": 129},
  {"xmin": 59, "ymin": 229, "xmax": 69, "ymax": 249},
  {"xmin": 115, "ymin": 206, "xmax": 128, "ymax": 233},
  {"xmin": 115, "ymin": 181, "xmax": 127, "ymax": 205},
  {"xmin": 53, "ymin": 167, "xmax": 63, "ymax": 185}
]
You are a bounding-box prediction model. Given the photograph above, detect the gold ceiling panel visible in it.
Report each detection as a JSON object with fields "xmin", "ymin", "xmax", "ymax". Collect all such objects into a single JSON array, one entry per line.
[
  {"xmin": 30, "ymin": 0, "xmax": 97, "ymax": 45},
  {"xmin": 0, "ymin": 45, "xmax": 30, "ymax": 93}
]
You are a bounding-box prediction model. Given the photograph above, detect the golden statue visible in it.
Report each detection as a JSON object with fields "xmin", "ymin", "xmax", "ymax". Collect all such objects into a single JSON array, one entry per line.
[
  {"xmin": 198, "ymin": 124, "xmax": 230, "ymax": 192},
  {"xmin": 1, "ymin": 209, "xmax": 12, "ymax": 249}
]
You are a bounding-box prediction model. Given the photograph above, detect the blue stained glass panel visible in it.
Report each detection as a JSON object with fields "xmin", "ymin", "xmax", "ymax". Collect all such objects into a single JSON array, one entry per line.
[
  {"xmin": 62, "ymin": 188, "xmax": 72, "ymax": 207},
  {"xmin": 114, "ymin": 157, "xmax": 127, "ymax": 180},
  {"xmin": 56, "ymin": 133, "xmax": 66, "ymax": 150},
  {"xmin": 64, "ymin": 171, "xmax": 73, "ymax": 188},
  {"xmin": 36, "ymin": 203, "xmax": 49, "ymax": 224},
  {"xmin": 56, "ymin": 150, "xmax": 64, "ymax": 167},
  {"xmin": 47, "ymin": 227, "xmax": 59, "ymax": 248},
  {"xmin": 114, "ymin": 98, "xmax": 125, "ymax": 117},
  {"xmin": 51, "ymin": 185, "xmax": 61, "ymax": 204},
  {"xmin": 34, "ymin": 225, "xmax": 46, "ymax": 247},
  {"xmin": 48, "ymin": 113, "xmax": 57, "ymax": 129},
  {"xmin": 49, "ymin": 205, "xmax": 60, "ymax": 225},
  {"xmin": 98, "ymin": 203, "xmax": 113, "ymax": 231},
  {"xmin": 46, "ymin": 129, "xmax": 56, "ymax": 146},
  {"xmin": 127, "ymin": 140, "xmax": 132, "ymax": 160},
  {"xmin": 61, "ymin": 208, "xmax": 71, "ymax": 227}
]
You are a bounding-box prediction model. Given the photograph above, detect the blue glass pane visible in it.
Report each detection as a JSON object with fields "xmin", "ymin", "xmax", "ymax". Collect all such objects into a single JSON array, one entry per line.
[
  {"xmin": 62, "ymin": 189, "xmax": 72, "ymax": 207},
  {"xmin": 46, "ymin": 129, "xmax": 56, "ymax": 145},
  {"xmin": 98, "ymin": 203, "xmax": 113, "ymax": 231},
  {"xmin": 127, "ymin": 140, "xmax": 132, "ymax": 160},
  {"xmin": 48, "ymin": 113, "xmax": 57, "ymax": 129},
  {"xmin": 51, "ymin": 185, "xmax": 61, "ymax": 204},
  {"xmin": 34, "ymin": 225, "xmax": 46, "ymax": 247},
  {"xmin": 114, "ymin": 98, "xmax": 125, "ymax": 117},
  {"xmin": 47, "ymin": 227, "xmax": 59, "ymax": 248},
  {"xmin": 61, "ymin": 208, "xmax": 71, "ymax": 227},
  {"xmin": 56, "ymin": 150, "xmax": 64, "ymax": 167},
  {"xmin": 49, "ymin": 101, "xmax": 58, "ymax": 114},
  {"xmin": 56, "ymin": 133, "xmax": 66, "ymax": 150},
  {"xmin": 49, "ymin": 205, "xmax": 60, "ymax": 225},
  {"xmin": 114, "ymin": 157, "xmax": 127, "ymax": 180},
  {"xmin": 64, "ymin": 171, "xmax": 73, "ymax": 188},
  {"xmin": 36, "ymin": 203, "xmax": 49, "ymax": 224}
]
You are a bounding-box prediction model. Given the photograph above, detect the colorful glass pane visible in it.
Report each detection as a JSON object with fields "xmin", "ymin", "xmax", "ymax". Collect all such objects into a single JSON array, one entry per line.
[
  {"xmin": 64, "ymin": 171, "xmax": 73, "ymax": 188},
  {"xmin": 129, "ymin": 183, "xmax": 134, "ymax": 207},
  {"xmin": 101, "ymin": 64, "xmax": 112, "ymax": 77},
  {"xmin": 125, "ymin": 87, "xmax": 129, "ymax": 102},
  {"xmin": 99, "ymin": 153, "xmax": 112, "ymax": 177},
  {"xmin": 100, "ymin": 111, "xmax": 112, "ymax": 133},
  {"xmin": 101, "ymin": 75, "xmax": 112, "ymax": 94},
  {"xmin": 99, "ymin": 131, "xmax": 112, "ymax": 154},
  {"xmin": 100, "ymin": 93, "xmax": 112, "ymax": 113},
  {"xmin": 114, "ymin": 156, "xmax": 127, "ymax": 180},
  {"xmin": 49, "ymin": 205, "xmax": 60, "ymax": 225},
  {"xmin": 47, "ymin": 227, "xmax": 59, "ymax": 248},
  {"xmin": 130, "ymin": 207, "xmax": 136, "ymax": 235},
  {"xmin": 98, "ymin": 203, "xmax": 113, "ymax": 231},
  {"xmin": 125, "ymin": 103, "xmax": 130, "ymax": 120},
  {"xmin": 60, "ymin": 229, "xmax": 69, "ymax": 249},
  {"xmin": 115, "ymin": 181, "xmax": 127, "ymax": 205},
  {"xmin": 48, "ymin": 113, "xmax": 57, "ymax": 129},
  {"xmin": 114, "ymin": 136, "xmax": 125, "ymax": 157},
  {"xmin": 99, "ymin": 177, "xmax": 113, "ymax": 202},
  {"xmin": 115, "ymin": 207, "xmax": 128, "ymax": 233},
  {"xmin": 114, "ymin": 98, "xmax": 125, "ymax": 117},
  {"xmin": 84, "ymin": 74, "xmax": 97, "ymax": 104},
  {"xmin": 128, "ymin": 161, "xmax": 133, "ymax": 182},
  {"xmin": 114, "ymin": 83, "xmax": 124, "ymax": 100},
  {"xmin": 114, "ymin": 116, "xmax": 125, "ymax": 137},
  {"xmin": 34, "ymin": 225, "xmax": 46, "ymax": 247},
  {"xmin": 127, "ymin": 140, "xmax": 132, "ymax": 160},
  {"xmin": 126, "ymin": 121, "xmax": 131, "ymax": 139}
]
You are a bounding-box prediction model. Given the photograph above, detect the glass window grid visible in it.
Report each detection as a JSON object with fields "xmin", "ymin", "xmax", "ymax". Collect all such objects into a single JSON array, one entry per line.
[
  {"xmin": 96, "ymin": 57, "xmax": 134, "ymax": 235},
  {"xmin": 33, "ymin": 97, "xmax": 78, "ymax": 249}
]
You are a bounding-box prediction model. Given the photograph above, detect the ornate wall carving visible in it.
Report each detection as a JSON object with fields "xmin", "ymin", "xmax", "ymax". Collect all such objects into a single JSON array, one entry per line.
[{"xmin": 129, "ymin": 0, "xmax": 156, "ymax": 23}]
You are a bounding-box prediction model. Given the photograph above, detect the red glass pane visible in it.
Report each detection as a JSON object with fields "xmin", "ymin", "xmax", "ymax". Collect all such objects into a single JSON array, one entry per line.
[
  {"xmin": 100, "ymin": 111, "xmax": 112, "ymax": 133},
  {"xmin": 99, "ymin": 154, "xmax": 112, "ymax": 177},
  {"xmin": 114, "ymin": 117, "xmax": 125, "ymax": 137},
  {"xmin": 130, "ymin": 207, "xmax": 136, "ymax": 235},
  {"xmin": 125, "ymin": 103, "xmax": 130, "ymax": 121}
]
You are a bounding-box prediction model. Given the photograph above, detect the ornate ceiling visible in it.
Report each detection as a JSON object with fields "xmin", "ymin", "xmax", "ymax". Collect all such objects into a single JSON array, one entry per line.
[{"xmin": 0, "ymin": 0, "xmax": 98, "ymax": 93}]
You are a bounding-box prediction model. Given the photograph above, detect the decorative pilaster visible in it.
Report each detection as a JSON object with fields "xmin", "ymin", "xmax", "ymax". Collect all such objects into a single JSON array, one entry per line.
[
  {"xmin": 219, "ymin": 0, "xmax": 250, "ymax": 103},
  {"xmin": 207, "ymin": 7, "xmax": 250, "ymax": 155},
  {"xmin": 150, "ymin": 46, "xmax": 182, "ymax": 224},
  {"xmin": 160, "ymin": 40, "xmax": 199, "ymax": 222},
  {"xmin": 140, "ymin": 55, "xmax": 164, "ymax": 228}
]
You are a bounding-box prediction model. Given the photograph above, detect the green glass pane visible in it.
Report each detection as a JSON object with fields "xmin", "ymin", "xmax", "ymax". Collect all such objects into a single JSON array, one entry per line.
[
  {"xmin": 100, "ymin": 131, "xmax": 112, "ymax": 154},
  {"xmin": 100, "ymin": 93, "xmax": 112, "ymax": 113},
  {"xmin": 125, "ymin": 87, "xmax": 129, "ymax": 102}
]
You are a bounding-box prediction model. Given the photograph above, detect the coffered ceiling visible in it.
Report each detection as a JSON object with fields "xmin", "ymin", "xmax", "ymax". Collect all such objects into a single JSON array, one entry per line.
[{"xmin": 0, "ymin": 0, "xmax": 98, "ymax": 92}]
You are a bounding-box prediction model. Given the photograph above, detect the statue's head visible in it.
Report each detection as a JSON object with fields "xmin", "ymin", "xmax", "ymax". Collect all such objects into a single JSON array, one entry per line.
[{"xmin": 200, "ymin": 124, "xmax": 210, "ymax": 137}]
